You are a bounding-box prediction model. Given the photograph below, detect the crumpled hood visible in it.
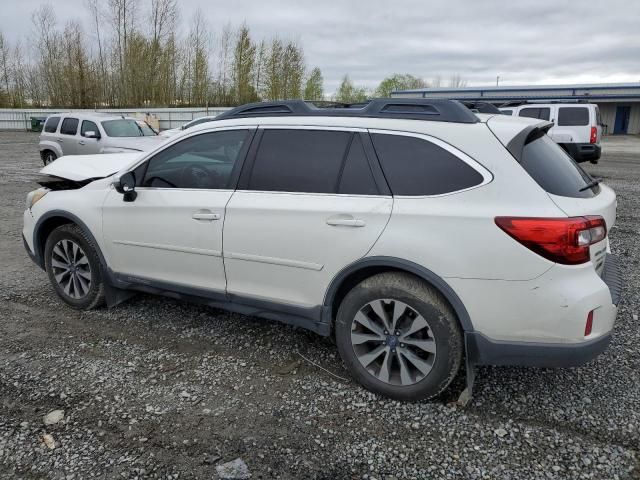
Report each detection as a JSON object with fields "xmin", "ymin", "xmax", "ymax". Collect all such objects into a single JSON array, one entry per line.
[
  {"xmin": 40, "ymin": 152, "xmax": 141, "ymax": 181},
  {"xmin": 104, "ymin": 135, "xmax": 165, "ymax": 152}
]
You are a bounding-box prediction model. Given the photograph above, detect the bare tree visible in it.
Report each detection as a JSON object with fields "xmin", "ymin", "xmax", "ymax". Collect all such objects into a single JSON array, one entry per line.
[{"xmin": 448, "ymin": 74, "xmax": 467, "ymax": 88}]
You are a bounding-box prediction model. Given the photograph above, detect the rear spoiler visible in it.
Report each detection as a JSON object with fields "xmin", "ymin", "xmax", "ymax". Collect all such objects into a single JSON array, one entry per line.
[{"xmin": 506, "ymin": 121, "xmax": 554, "ymax": 161}]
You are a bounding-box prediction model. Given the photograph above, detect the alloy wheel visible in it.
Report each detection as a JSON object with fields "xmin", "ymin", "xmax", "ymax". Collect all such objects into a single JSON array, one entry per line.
[
  {"xmin": 350, "ymin": 299, "xmax": 437, "ymax": 386},
  {"xmin": 50, "ymin": 239, "xmax": 92, "ymax": 299}
]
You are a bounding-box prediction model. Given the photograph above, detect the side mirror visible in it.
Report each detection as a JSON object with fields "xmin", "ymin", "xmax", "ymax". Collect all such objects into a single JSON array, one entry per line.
[
  {"xmin": 84, "ymin": 130, "xmax": 101, "ymax": 139},
  {"xmin": 114, "ymin": 171, "xmax": 137, "ymax": 202}
]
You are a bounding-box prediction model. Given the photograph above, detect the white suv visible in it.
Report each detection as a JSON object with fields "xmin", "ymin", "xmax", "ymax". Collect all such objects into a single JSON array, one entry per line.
[
  {"xmin": 23, "ymin": 99, "xmax": 621, "ymax": 401},
  {"xmin": 499, "ymin": 102, "xmax": 602, "ymax": 163}
]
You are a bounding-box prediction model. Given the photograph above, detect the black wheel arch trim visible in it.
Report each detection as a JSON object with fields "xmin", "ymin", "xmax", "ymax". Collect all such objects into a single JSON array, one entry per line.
[
  {"xmin": 32, "ymin": 210, "xmax": 109, "ymax": 271},
  {"xmin": 323, "ymin": 256, "xmax": 474, "ymax": 332}
]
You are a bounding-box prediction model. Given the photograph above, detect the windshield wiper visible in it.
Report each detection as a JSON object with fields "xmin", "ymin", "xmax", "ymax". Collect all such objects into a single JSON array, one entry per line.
[{"xmin": 579, "ymin": 177, "xmax": 602, "ymax": 192}]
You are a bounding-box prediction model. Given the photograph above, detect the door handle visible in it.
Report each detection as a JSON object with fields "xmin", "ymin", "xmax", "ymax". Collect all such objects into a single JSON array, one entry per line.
[
  {"xmin": 57, "ymin": 139, "xmax": 63, "ymax": 143},
  {"xmin": 326, "ymin": 216, "xmax": 366, "ymax": 227},
  {"xmin": 192, "ymin": 212, "xmax": 221, "ymax": 221},
  {"xmin": 79, "ymin": 140, "xmax": 85, "ymax": 145}
]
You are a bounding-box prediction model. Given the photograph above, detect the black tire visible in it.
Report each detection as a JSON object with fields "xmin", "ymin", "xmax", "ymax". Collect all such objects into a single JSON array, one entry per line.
[
  {"xmin": 44, "ymin": 224, "xmax": 105, "ymax": 310},
  {"xmin": 42, "ymin": 150, "xmax": 57, "ymax": 166},
  {"xmin": 335, "ymin": 272, "xmax": 463, "ymax": 401}
]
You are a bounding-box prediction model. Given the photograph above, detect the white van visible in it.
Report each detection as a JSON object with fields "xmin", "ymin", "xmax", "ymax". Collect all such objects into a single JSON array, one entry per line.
[{"xmin": 499, "ymin": 103, "xmax": 602, "ymax": 163}]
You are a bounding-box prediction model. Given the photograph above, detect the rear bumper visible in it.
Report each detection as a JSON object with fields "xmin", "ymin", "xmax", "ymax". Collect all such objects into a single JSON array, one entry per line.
[
  {"xmin": 466, "ymin": 331, "xmax": 611, "ymax": 367},
  {"xmin": 560, "ymin": 142, "xmax": 601, "ymax": 163},
  {"xmin": 466, "ymin": 253, "xmax": 621, "ymax": 367}
]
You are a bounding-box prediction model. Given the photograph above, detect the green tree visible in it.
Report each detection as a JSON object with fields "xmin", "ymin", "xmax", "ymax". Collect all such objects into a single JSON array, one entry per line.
[
  {"xmin": 304, "ymin": 67, "xmax": 323, "ymax": 100},
  {"xmin": 334, "ymin": 75, "xmax": 368, "ymax": 103},
  {"xmin": 374, "ymin": 73, "xmax": 427, "ymax": 97},
  {"xmin": 232, "ymin": 24, "xmax": 258, "ymax": 104}
]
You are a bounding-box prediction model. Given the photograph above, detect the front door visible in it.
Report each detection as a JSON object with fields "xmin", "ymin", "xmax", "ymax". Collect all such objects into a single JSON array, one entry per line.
[
  {"xmin": 102, "ymin": 127, "xmax": 254, "ymax": 293},
  {"xmin": 78, "ymin": 119, "xmax": 102, "ymax": 155},
  {"xmin": 224, "ymin": 127, "xmax": 393, "ymax": 308},
  {"xmin": 613, "ymin": 106, "xmax": 631, "ymax": 134}
]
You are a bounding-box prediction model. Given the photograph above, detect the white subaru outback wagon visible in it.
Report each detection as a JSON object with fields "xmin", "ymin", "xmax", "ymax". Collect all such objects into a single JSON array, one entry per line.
[{"xmin": 23, "ymin": 99, "xmax": 621, "ymax": 401}]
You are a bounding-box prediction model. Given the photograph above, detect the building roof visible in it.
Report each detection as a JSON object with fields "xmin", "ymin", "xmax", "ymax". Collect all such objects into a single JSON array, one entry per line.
[
  {"xmin": 392, "ymin": 82, "xmax": 640, "ymax": 103},
  {"xmin": 394, "ymin": 82, "xmax": 640, "ymax": 94}
]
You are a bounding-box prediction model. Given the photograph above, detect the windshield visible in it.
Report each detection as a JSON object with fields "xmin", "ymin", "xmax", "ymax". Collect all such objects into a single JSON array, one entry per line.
[{"xmin": 102, "ymin": 119, "xmax": 157, "ymax": 137}]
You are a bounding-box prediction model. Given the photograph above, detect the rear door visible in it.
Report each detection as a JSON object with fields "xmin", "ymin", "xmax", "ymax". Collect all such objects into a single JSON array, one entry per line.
[
  {"xmin": 58, "ymin": 117, "xmax": 80, "ymax": 155},
  {"xmin": 555, "ymin": 106, "xmax": 591, "ymax": 144},
  {"xmin": 223, "ymin": 127, "xmax": 392, "ymax": 308}
]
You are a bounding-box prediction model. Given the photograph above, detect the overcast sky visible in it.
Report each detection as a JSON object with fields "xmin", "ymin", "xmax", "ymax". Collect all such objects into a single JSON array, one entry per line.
[{"xmin": 2, "ymin": 0, "xmax": 639, "ymax": 93}]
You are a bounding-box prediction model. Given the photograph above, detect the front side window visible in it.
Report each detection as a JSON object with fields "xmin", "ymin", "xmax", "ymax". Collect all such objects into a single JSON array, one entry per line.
[
  {"xmin": 519, "ymin": 107, "xmax": 551, "ymax": 121},
  {"xmin": 248, "ymin": 129, "xmax": 352, "ymax": 193},
  {"xmin": 44, "ymin": 116, "xmax": 60, "ymax": 133},
  {"xmin": 141, "ymin": 129, "xmax": 250, "ymax": 189},
  {"xmin": 501, "ymin": 109, "xmax": 513, "ymax": 116},
  {"xmin": 371, "ymin": 133, "xmax": 484, "ymax": 196},
  {"xmin": 81, "ymin": 120, "xmax": 99, "ymax": 137},
  {"xmin": 60, "ymin": 118, "xmax": 79, "ymax": 135},
  {"xmin": 557, "ymin": 107, "xmax": 589, "ymax": 126},
  {"xmin": 102, "ymin": 119, "xmax": 157, "ymax": 137}
]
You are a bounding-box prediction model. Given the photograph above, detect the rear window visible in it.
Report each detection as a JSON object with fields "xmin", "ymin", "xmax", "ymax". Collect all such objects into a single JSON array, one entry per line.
[
  {"xmin": 371, "ymin": 133, "xmax": 484, "ymax": 196},
  {"xmin": 44, "ymin": 116, "xmax": 60, "ymax": 133},
  {"xmin": 520, "ymin": 134, "xmax": 597, "ymax": 198},
  {"xmin": 557, "ymin": 107, "xmax": 589, "ymax": 126},
  {"xmin": 60, "ymin": 117, "xmax": 79, "ymax": 135},
  {"xmin": 519, "ymin": 107, "xmax": 551, "ymax": 121},
  {"xmin": 248, "ymin": 129, "xmax": 351, "ymax": 193}
]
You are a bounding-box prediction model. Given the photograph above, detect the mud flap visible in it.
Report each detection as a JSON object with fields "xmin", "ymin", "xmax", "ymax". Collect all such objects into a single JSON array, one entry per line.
[
  {"xmin": 458, "ymin": 332, "xmax": 477, "ymax": 407},
  {"xmin": 104, "ymin": 283, "xmax": 136, "ymax": 308}
]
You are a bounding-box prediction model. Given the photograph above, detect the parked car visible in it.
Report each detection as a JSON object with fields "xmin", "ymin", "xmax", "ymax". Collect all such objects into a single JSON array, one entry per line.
[
  {"xmin": 499, "ymin": 102, "xmax": 602, "ymax": 163},
  {"xmin": 159, "ymin": 116, "xmax": 219, "ymax": 139},
  {"xmin": 39, "ymin": 113, "xmax": 164, "ymax": 165},
  {"xmin": 23, "ymin": 99, "xmax": 620, "ymax": 401}
]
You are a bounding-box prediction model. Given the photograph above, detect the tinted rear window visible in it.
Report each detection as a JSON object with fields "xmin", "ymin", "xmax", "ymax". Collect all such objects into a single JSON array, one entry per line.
[
  {"xmin": 520, "ymin": 134, "xmax": 597, "ymax": 198},
  {"xmin": 44, "ymin": 116, "xmax": 60, "ymax": 133},
  {"xmin": 371, "ymin": 134, "xmax": 484, "ymax": 196},
  {"xmin": 248, "ymin": 129, "xmax": 351, "ymax": 193},
  {"xmin": 557, "ymin": 107, "xmax": 589, "ymax": 126},
  {"xmin": 60, "ymin": 118, "xmax": 79, "ymax": 135},
  {"xmin": 519, "ymin": 107, "xmax": 550, "ymax": 121},
  {"xmin": 338, "ymin": 135, "xmax": 378, "ymax": 195}
]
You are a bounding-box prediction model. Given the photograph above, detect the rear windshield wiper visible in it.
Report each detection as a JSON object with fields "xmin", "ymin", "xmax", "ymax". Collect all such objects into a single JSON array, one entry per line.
[{"xmin": 579, "ymin": 177, "xmax": 602, "ymax": 192}]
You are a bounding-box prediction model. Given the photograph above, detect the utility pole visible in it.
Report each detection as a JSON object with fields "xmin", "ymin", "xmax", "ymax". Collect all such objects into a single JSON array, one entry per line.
[{"xmin": 496, "ymin": 75, "xmax": 500, "ymax": 86}]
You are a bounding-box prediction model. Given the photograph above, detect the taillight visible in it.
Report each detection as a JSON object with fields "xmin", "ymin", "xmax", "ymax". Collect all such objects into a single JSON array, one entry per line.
[
  {"xmin": 585, "ymin": 310, "xmax": 594, "ymax": 336},
  {"xmin": 590, "ymin": 126, "xmax": 597, "ymax": 144},
  {"xmin": 494, "ymin": 216, "xmax": 607, "ymax": 265}
]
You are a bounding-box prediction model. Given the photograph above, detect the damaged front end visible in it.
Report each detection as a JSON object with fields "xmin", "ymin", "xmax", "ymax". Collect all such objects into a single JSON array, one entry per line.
[{"xmin": 37, "ymin": 175, "xmax": 102, "ymax": 191}]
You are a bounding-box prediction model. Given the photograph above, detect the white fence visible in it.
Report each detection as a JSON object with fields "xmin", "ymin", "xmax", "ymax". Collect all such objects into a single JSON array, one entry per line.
[{"xmin": 0, "ymin": 107, "xmax": 232, "ymax": 131}]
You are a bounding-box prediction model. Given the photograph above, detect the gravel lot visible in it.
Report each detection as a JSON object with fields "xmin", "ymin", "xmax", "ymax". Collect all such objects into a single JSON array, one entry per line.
[{"xmin": 1, "ymin": 131, "xmax": 639, "ymax": 479}]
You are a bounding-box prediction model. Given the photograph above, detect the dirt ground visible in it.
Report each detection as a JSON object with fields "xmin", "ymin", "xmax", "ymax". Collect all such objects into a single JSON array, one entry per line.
[{"xmin": 1, "ymin": 131, "xmax": 639, "ymax": 479}]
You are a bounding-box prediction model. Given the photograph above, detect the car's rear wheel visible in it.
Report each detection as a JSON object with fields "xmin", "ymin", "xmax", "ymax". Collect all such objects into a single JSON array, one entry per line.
[
  {"xmin": 335, "ymin": 272, "xmax": 463, "ymax": 401},
  {"xmin": 42, "ymin": 150, "xmax": 57, "ymax": 166},
  {"xmin": 44, "ymin": 224, "xmax": 105, "ymax": 310}
]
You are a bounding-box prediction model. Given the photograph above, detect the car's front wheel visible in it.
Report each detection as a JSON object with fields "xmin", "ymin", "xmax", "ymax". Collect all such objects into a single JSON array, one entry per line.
[
  {"xmin": 335, "ymin": 272, "xmax": 463, "ymax": 401},
  {"xmin": 42, "ymin": 150, "xmax": 57, "ymax": 166},
  {"xmin": 44, "ymin": 224, "xmax": 105, "ymax": 310}
]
